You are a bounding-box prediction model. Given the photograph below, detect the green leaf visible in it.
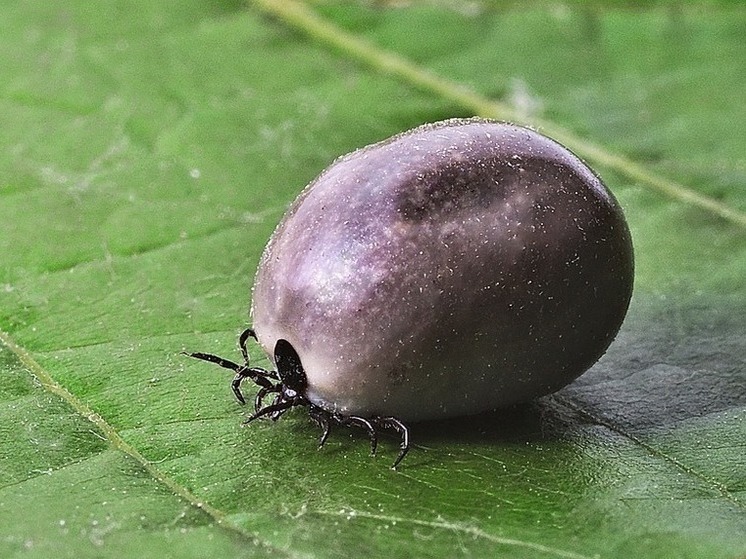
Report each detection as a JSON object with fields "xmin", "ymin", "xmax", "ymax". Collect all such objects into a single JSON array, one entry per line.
[{"xmin": 1, "ymin": 1, "xmax": 744, "ymax": 558}]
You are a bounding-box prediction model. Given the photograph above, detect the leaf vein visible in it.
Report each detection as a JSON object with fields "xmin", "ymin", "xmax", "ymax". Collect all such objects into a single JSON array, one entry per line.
[
  {"xmin": 316, "ymin": 508, "xmax": 597, "ymax": 559},
  {"xmin": 554, "ymin": 394, "xmax": 744, "ymax": 509},
  {"xmin": 0, "ymin": 328, "xmax": 292, "ymax": 556},
  {"xmin": 252, "ymin": 0, "xmax": 746, "ymax": 228}
]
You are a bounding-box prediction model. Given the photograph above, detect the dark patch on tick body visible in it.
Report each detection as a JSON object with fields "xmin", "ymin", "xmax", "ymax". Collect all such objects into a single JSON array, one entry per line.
[{"xmin": 397, "ymin": 159, "xmax": 517, "ymax": 221}]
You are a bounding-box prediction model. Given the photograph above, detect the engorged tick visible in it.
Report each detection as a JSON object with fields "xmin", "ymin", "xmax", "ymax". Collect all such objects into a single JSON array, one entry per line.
[{"xmin": 185, "ymin": 117, "xmax": 635, "ymax": 468}]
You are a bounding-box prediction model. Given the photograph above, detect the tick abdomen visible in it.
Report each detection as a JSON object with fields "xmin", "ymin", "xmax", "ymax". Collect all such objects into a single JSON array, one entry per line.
[{"xmin": 252, "ymin": 119, "xmax": 633, "ymax": 422}]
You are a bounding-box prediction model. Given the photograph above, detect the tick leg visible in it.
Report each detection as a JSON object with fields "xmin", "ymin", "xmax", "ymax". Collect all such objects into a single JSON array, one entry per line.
[
  {"xmin": 230, "ymin": 366, "xmax": 277, "ymax": 405},
  {"xmin": 247, "ymin": 393, "xmax": 308, "ymax": 424},
  {"xmin": 374, "ymin": 416, "xmax": 410, "ymax": 469},
  {"xmin": 254, "ymin": 384, "xmax": 281, "ymax": 413},
  {"xmin": 245, "ymin": 399, "xmax": 298, "ymax": 423},
  {"xmin": 238, "ymin": 328, "xmax": 256, "ymax": 364},
  {"xmin": 268, "ymin": 392, "xmax": 287, "ymax": 421},
  {"xmin": 343, "ymin": 415, "xmax": 378, "ymax": 456},
  {"xmin": 183, "ymin": 351, "xmax": 241, "ymax": 372},
  {"xmin": 231, "ymin": 372, "xmax": 247, "ymax": 405},
  {"xmin": 237, "ymin": 328, "xmax": 281, "ymax": 382},
  {"xmin": 309, "ymin": 407, "xmax": 332, "ymax": 448},
  {"xmin": 184, "ymin": 331, "xmax": 284, "ymax": 414}
]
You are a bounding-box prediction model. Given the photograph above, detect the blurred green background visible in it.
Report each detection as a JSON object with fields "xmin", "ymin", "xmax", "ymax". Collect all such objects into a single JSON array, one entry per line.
[{"xmin": 1, "ymin": 1, "xmax": 744, "ymax": 558}]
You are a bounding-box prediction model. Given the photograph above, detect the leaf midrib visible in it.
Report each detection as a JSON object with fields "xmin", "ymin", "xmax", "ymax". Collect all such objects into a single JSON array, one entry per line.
[
  {"xmin": 252, "ymin": 0, "xmax": 746, "ymax": 229},
  {"xmin": 0, "ymin": 328, "xmax": 291, "ymax": 557}
]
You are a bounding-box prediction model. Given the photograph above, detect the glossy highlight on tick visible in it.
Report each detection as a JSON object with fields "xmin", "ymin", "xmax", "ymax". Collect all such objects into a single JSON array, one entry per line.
[{"xmin": 185, "ymin": 117, "xmax": 634, "ymax": 468}]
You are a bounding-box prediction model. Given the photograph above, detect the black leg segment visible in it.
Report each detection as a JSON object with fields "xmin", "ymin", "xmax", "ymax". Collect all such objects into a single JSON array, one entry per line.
[{"xmin": 184, "ymin": 329, "xmax": 413, "ymax": 467}]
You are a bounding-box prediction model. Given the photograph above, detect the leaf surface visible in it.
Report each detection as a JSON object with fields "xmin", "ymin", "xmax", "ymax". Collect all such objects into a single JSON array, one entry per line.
[{"xmin": 1, "ymin": 2, "xmax": 744, "ymax": 558}]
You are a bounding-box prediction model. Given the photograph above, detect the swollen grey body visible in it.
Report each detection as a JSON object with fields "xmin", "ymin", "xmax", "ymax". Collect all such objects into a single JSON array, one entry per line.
[{"xmin": 252, "ymin": 119, "xmax": 633, "ymax": 422}]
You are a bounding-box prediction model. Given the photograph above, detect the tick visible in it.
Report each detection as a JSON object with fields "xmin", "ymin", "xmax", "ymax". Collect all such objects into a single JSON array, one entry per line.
[{"xmin": 185, "ymin": 118, "xmax": 634, "ymax": 468}]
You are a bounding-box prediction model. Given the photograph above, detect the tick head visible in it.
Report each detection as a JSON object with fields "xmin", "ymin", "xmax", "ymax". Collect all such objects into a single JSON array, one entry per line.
[{"xmin": 274, "ymin": 339, "xmax": 308, "ymax": 398}]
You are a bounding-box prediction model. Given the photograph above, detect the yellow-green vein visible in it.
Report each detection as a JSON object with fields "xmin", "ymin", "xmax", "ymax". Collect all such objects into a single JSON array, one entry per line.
[
  {"xmin": 252, "ymin": 0, "xmax": 746, "ymax": 229},
  {"xmin": 316, "ymin": 509, "xmax": 597, "ymax": 559},
  {"xmin": 0, "ymin": 328, "xmax": 289, "ymax": 557}
]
